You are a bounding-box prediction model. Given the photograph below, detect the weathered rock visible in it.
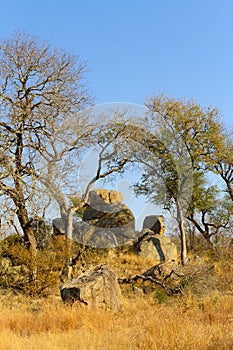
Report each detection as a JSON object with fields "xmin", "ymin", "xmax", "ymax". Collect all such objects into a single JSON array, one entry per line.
[
  {"xmin": 75, "ymin": 189, "xmax": 136, "ymax": 247},
  {"xmin": 73, "ymin": 220, "xmax": 138, "ymax": 248},
  {"xmin": 143, "ymin": 260, "xmax": 178, "ymax": 280},
  {"xmin": 138, "ymin": 229, "xmax": 178, "ymax": 262},
  {"xmin": 83, "ymin": 204, "xmax": 135, "ymax": 229},
  {"xmin": 52, "ymin": 218, "xmax": 65, "ymax": 235},
  {"xmin": 88, "ymin": 189, "xmax": 123, "ymax": 206},
  {"xmin": 143, "ymin": 215, "xmax": 165, "ymax": 235},
  {"xmin": 60, "ymin": 265, "xmax": 123, "ymax": 310},
  {"xmin": 53, "ymin": 190, "xmax": 136, "ymax": 247}
]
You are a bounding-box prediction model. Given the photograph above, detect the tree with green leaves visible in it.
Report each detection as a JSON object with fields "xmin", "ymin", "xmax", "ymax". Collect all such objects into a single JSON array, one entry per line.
[
  {"xmin": 186, "ymin": 171, "xmax": 233, "ymax": 246},
  {"xmin": 133, "ymin": 95, "xmax": 224, "ymax": 264}
]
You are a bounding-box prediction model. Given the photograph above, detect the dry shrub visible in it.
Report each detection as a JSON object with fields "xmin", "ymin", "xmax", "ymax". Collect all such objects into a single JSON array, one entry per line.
[
  {"xmin": 214, "ymin": 255, "xmax": 233, "ymax": 294},
  {"xmin": 0, "ymin": 234, "xmax": 155, "ymax": 297},
  {"xmin": 0, "ymin": 235, "xmax": 77, "ymax": 296}
]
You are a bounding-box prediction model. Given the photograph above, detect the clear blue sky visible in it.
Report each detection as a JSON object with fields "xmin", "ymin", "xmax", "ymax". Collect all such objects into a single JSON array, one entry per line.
[
  {"xmin": 1, "ymin": 0, "xmax": 233, "ymax": 127},
  {"xmin": 1, "ymin": 1, "xmax": 232, "ymax": 231}
]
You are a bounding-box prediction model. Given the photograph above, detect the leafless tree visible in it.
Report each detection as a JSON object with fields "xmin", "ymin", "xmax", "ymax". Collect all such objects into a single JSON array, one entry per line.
[{"xmin": 0, "ymin": 31, "xmax": 92, "ymax": 257}]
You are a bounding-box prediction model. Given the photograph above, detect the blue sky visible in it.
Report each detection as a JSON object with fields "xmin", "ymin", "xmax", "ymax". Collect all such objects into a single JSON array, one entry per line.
[
  {"xmin": 1, "ymin": 0, "xmax": 233, "ymax": 127},
  {"xmin": 1, "ymin": 0, "xmax": 232, "ymax": 230}
]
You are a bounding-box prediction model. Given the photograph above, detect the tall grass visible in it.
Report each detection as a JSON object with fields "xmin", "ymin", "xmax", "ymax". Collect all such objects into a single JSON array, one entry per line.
[
  {"xmin": 1, "ymin": 242, "xmax": 233, "ymax": 349},
  {"xmin": 0, "ymin": 293, "xmax": 233, "ymax": 350}
]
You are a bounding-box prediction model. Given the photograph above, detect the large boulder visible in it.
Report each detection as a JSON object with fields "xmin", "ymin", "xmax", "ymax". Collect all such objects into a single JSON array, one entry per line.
[
  {"xmin": 88, "ymin": 189, "xmax": 123, "ymax": 206},
  {"xmin": 137, "ymin": 229, "xmax": 178, "ymax": 262},
  {"xmin": 73, "ymin": 220, "xmax": 137, "ymax": 248},
  {"xmin": 83, "ymin": 204, "xmax": 135, "ymax": 229},
  {"xmin": 53, "ymin": 190, "xmax": 137, "ymax": 247},
  {"xmin": 60, "ymin": 265, "xmax": 123, "ymax": 310},
  {"xmin": 83, "ymin": 189, "xmax": 134, "ymax": 228},
  {"xmin": 143, "ymin": 215, "xmax": 165, "ymax": 235},
  {"xmin": 52, "ymin": 218, "xmax": 65, "ymax": 235},
  {"xmin": 75, "ymin": 189, "xmax": 136, "ymax": 247}
]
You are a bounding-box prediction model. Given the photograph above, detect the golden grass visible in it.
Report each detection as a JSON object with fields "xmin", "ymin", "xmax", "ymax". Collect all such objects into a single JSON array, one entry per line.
[
  {"xmin": 1, "ymin": 244, "xmax": 233, "ymax": 349},
  {"xmin": 0, "ymin": 293, "xmax": 233, "ymax": 350}
]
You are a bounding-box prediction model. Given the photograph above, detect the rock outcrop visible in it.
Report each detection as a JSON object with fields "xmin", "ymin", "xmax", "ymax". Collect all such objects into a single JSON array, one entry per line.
[
  {"xmin": 52, "ymin": 190, "xmax": 178, "ymax": 256},
  {"xmin": 52, "ymin": 218, "xmax": 65, "ymax": 235},
  {"xmin": 143, "ymin": 215, "xmax": 165, "ymax": 235},
  {"xmin": 60, "ymin": 265, "xmax": 123, "ymax": 310},
  {"xmin": 83, "ymin": 189, "xmax": 134, "ymax": 229},
  {"xmin": 73, "ymin": 189, "xmax": 136, "ymax": 248},
  {"xmin": 137, "ymin": 229, "xmax": 178, "ymax": 262},
  {"xmin": 83, "ymin": 204, "xmax": 135, "ymax": 229},
  {"xmin": 88, "ymin": 189, "xmax": 123, "ymax": 207}
]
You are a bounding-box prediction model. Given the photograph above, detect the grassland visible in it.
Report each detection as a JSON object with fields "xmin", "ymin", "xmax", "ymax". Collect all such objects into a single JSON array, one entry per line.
[
  {"xmin": 0, "ymin": 292, "xmax": 233, "ymax": 350},
  {"xmin": 0, "ymin": 250, "xmax": 233, "ymax": 349}
]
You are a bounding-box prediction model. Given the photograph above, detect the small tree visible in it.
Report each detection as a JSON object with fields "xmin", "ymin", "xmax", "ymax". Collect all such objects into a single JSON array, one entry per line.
[
  {"xmin": 187, "ymin": 178, "xmax": 233, "ymax": 246},
  {"xmin": 133, "ymin": 95, "xmax": 224, "ymax": 265}
]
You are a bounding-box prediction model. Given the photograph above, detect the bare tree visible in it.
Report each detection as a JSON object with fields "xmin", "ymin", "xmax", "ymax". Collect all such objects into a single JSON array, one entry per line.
[
  {"xmin": 39, "ymin": 119, "xmax": 129, "ymax": 240},
  {"xmin": 0, "ymin": 31, "xmax": 92, "ymax": 257}
]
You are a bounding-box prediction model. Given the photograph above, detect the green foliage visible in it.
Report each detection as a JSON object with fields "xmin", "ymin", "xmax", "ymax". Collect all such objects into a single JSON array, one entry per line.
[
  {"xmin": 154, "ymin": 288, "xmax": 168, "ymax": 303},
  {"xmin": 187, "ymin": 171, "xmax": 219, "ymax": 214},
  {"xmin": 0, "ymin": 235, "xmax": 75, "ymax": 296},
  {"xmin": 133, "ymin": 94, "xmax": 232, "ymax": 252},
  {"xmin": 136, "ymin": 95, "xmax": 224, "ymax": 207},
  {"xmin": 0, "ymin": 232, "xmax": 112, "ymax": 296}
]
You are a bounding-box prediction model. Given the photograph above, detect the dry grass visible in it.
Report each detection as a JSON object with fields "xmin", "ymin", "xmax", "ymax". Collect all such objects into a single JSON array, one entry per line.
[
  {"xmin": 1, "ymin": 243, "xmax": 233, "ymax": 350},
  {"xmin": 0, "ymin": 292, "xmax": 233, "ymax": 350}
]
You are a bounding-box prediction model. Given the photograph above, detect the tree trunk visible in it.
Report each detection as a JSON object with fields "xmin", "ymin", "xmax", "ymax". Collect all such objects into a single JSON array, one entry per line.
[
  {"xmin": 176, "ymin": 200, "xmax": 187, "ymax": 265},
  {"xmin": 59, "ymin": 207, "xmax": 75, "ymax": 280},
  {"xmin": 65, "ymin": 208, "xmax": 74, "ymax": 241},
  {"xmin": 64, "ymin": 209, "xmax": 74, "ymax": 267},
  {"xmin": 14, "ymin": 198, "xmax": 38, "ymax": 257},
  {"xmin": 12, "ymin": 129, "xmax": 38, "ymax": 257},
  {"xmin": 226, "ymin": 179, "xmax": 233, "ymax": 201},
  {"xmin": 186, "ymin": 215, "xmax": 214, "ymax": 249},
  {"xmin": 12, "ymin": 193, "xmax": 38, "ymax": 281}
]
